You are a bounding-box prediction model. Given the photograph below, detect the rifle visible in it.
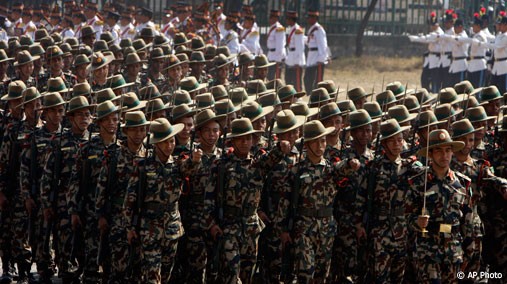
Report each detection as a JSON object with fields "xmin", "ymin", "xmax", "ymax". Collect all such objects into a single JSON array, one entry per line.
[
  {"xmin": 27, "ymin": 108, "xmax": 39, "ymax": 258},
  {"xmin": 281, "ymin": 135, "xmax": 305, "ymax": 282}
]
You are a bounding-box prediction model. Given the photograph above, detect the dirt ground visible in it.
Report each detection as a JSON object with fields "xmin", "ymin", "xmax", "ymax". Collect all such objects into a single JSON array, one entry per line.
[{"xmin": 324, "ymin": 55, "xmax": 423, "ymax": 100}]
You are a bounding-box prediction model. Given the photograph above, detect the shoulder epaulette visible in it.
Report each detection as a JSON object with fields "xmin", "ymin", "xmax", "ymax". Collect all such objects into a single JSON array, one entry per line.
[
  {"xmin": 250, "ymin": 30, "xmax": 259, "ymax": 36},
  {"xmin": 96, "ymin": 20, "xmax": 104, "ymax": 26},
  {"xmin": 276, "ymin": 26, "xmax": 285, "ymax": 32},
  {"xmin": 295, "ymin": 28, "xmax": 304, "ymax": 34},
  {"xmin": 27, "ymin": 26, "xmax": 36, "ymax": 32}
]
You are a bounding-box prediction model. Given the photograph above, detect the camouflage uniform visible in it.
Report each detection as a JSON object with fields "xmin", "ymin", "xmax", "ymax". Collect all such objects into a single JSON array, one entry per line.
[
  {"xmin": 122, "ymin": 73, "xmax": 142, "ymax": 94},
  {"xmin": 95, "ymin": 141, "xmax": 146, "ymax": 283},
  {"xmin": 331, "ymin": 146, "xmax": 374, "ymax": 282},
  {"xmin": 407, "ymin": 168, "xmax": 473, "ymax": 283},
  {"xmin": 124, "ymin": 153, "xmax": 198, "ymax": 284},
  {"xmin": 204, "ymin": 147, "xmax": 283, "ymax": 284},
  {"xmin": 68, "ymin": 135, "xmax": 120, "ymax": 283},
  {"xmin": 0, "ymin": 119, "xmax": 36, "ymax": 279},
  {"xmin": 40, "ymin": 129, "xmax": 90, "ymax": 280},
  {"xmin": 355, "ymin": 156, "xmax": 421, "ymax": 283},
  {"xmin": 20, "ymin": 124, "xmax": 61, "ymax": 280},
  {"xmin": 277, "ymin": 157, "xmax": 354, "ymax": 283},
  {"xmin": 91, "ymin": 81, "xmax": 109, "ymax": 93}
]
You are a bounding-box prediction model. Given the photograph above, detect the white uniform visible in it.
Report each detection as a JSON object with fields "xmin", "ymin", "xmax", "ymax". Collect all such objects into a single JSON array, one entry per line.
[
  {"xmin": 74, "ymin": 23, "xmax": 84, "ymax": 40},
  {"xmin": 306, "ymin": 22, "xmax": 328, "ymax": 66},
  {"xmin": 443, "ymin": 30, "xmax": 469, "ymax": 74},
  {"xmin": 485, "ymin": 32, "xmax": 507, "ymax": 76},
  {"xmin": 136, "ymin": 21, "xmax": 158, "ymax": 36},
  {"xmin": 408, "ymin": 27, "xmax": 444, "ymax": 69},
  {"xmin": 86, "ymin": 15, "xmax": 103, "ymax": 40},
  {"xmin": 239, "ymin": 27, "xmax": 261, "ymax": 55},
  {"xmin": 285, "ymin": 23, "xmax": 305, "ymax": 67},
  {"xmin": 10, "ymin": 18, "xmax": 23, "ymax": 36},
  {"xmin": 220, "ymin": 29, "xmax": 240, "ymax": 55},
  {"xmin": 458, "ymin": 31, "xmax": 489, "ymax": 73},
  {"xmin": 22, "ymin": 20, "xmax": 36, "ymax": 40},
  {"xmin": 0, "ymin": 28, "xmax": 8, "ymax": 41},
  {"xmin": 266, "ymin": 21, "xmax": 286, "ymax": 63},
  {"xmin": 160, "ymin": 22, "xmax": 174, "ymax": 38},
  {"xmin": 105, "ymin": 23, "xmax": 121, "ymax": 45},
  {"xmin": 439, "ymin": 27, "xmax": 454, "ymax": 69},
  {"xmin": 119, "ymin": 23, "xmax": 136, "ymax": 40},
  {"xmin": 60, "ymin": 27, "xmax": 75, "ymax": 39},
  {"xmin": 215, "ymin": 14, "xmax": 227, "ymax": 39}
]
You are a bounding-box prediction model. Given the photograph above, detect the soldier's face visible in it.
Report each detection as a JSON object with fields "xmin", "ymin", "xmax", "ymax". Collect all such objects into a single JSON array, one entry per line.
[
  {"xmin": 9, "ymin": 98, "xmax": 23, "ymax": 114},
  {"xmin": 198, "ymin": 121, "xmax": 220, "ymax": 148},
  {"xmin": 125, "ymin": 125, "xmax": 147, "ymax": 147},
  {"xmin": 351, "ymin": 124, "xmax": 372, "ymax": 147},
  {"xmin": 252, "ymin": 116, "xmax": 267, "ymax": 132},
  {"xmin": 176, "ymin": 116, "xmax": 194, "ymax": 141},
  {"xmin": 190, "ymin": 63, "xmax": 204, "ymax": 75},
  {"xmin": 429, "ymin": 146, "xmax": 453, "ymax": 170},
  {"xmin": 181, "ymin": 63, "xmax": 189, "ymax": 78},
  {"xmin": 45, "ymin": 105, "xmax": 65, "ymax": 127},
  {"xmin": 278, "ymin": 128, "xmax": 299, "ymax": 148},
  {"xmin": 456, "ymin": 133, "xmax": 474, "ymax": 156},
  {"xmin": 217, "ymin": 65, "xmax": 229, "ymax": 80},
  {"xmin": 127, "ymin": 63, "xmax": 141, "ymax": 77},
  {"xmin": 232, "ymin": 134, "xmax": 253, "ymax": 157},
  {"xmin": 484, "ymin": 99, "xmax": 500, "ymax": 117},
  {"xmin": 382, "ymin": 133, "xmax": 404, "ymax": 158},
  {"xmin": 63, "ymin": 55, "xmax": 73, "ymax": 70},
  {"xmin": 256, "ymin": 68, "xmax": 268, "ymax": 80},
  {"xmin": 18, "ymin": 62, "xmax": 34, "ymax": 77},
  {"xmin": 306, "ymin": 136, "xmax": 326, "ymax": 158},
  {"xmin": 167, "ymin": 66, "xmax": 182, "ymax": 81},
  {"xmin": 94, "ymin": 65, "xmax": 109, "ymax": 80},
  {"xmin": 98, "ymin": 113, "xmax": 119, "ymax": 135},
  {"xmin": 75, "ymin": 65, "xmax": 88, "ymax": 79},
  {"xmin": 69, "ymin": 109, "xmax": 92, "ymax": 132},
  {"xmin": 150, "ymin": 110, "xmax": 166, "ymax": 120},
  {"xmin": 151, "ymin": 58, "xmax": 165, "ymax": 73},
  {"xmin": 323, "ymin": 115, "xmax": 343, "ymax": 136},
  {"xmin": 24, "ymin": 99, "xmax": 42, "ymax": 121},
  {"xmin": 0, "ymin": 61, "xmax": 8, "ymax": 74},
  {"xmin": 49, "ymin": 56, "xmax": 63, "ymax": 72},
  {"xmin": 354, "ymin": 97, "xmax": 368, "ymax": 110},
  {"xmin": 156, "ymin": 136, "xmax": 176, "ymax": 157},
  {"xmin": 472, "ymin": 121, "xmax": 487, "ymax": 142}
]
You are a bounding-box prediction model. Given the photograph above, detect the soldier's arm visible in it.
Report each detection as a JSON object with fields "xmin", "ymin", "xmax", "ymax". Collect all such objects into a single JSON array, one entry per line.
[
  {"xmin": 0, "ymin": 127, "xmax": 12, "ymax": 191},
  {"xmin": 480, "ymin": 161, "xmax": 507, "ymax": 196},
  {"xmin": 333, "ymin": 157, "xmax": 359, "ymax": 177},
  {"xmin": 67, "ymin": 145, "xmax": 84, "ymax": 215},
  {"xmin": 276, "ymin": 168, "xmax": 295, "ymax": 233},
  {"xmin": 94, "ymin": 163, "xmax": 109, "ymax": 218},
  {"xmin": 406, "ymin": 172, "xmax": 424, "ymax": 233},
  {"xmin": 295, "ymin": 30, "xmax": 305, "ymax": 59},
  {"xmin": 124, "ymin": 164, "xmax": 140, "ymax": 230},
  {"xmin": 40, "ymin": 150, "xmax": 55, "ymax": 210},
  {"xmin": 354, "ymin": 166, "xmax": 369, "ymax": 227},
  {"xmin": 203, "ymin": 160, "xmax": 219, "ymax": 231},
  {"xmin": 254, "ymin": 144, "xmax": 284, "ymax": 175},
  {"xmin": 179, "ymin": 154, "xmax": 202, "ymax": 177},
  {"xmin": 19, "ymin": 147, "xmax": 32, "ymax": 202}
]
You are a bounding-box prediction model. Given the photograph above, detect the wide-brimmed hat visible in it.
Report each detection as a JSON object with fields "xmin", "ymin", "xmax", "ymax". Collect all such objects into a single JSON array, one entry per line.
[
  {"xmin": 246, "ymin": 80, "xmax": 275, "ymax": 96},
  {"xmin": 149, "ymin": 118, "xmax": 184, "ymax": 144},
  {"xmin": 67, "ymin": 95, "xmax": 95, "ymax": 114},
  {"xmin": 241, "ymin": 101, "xmax": 274, "ymax": 122},
  {"xmin": 413, "ymin": 88, "xmax": 437, "ymax": 105},
  {"xmin": 96, "ymin": 88, "xmax": 121, "ymax": 104},
  {"xmin": 171, "ymin": 102, "xmax": 197, "ymax": 122},
  {"xmin": 13, "ymin": 50, "xmax": 39, "ymax": 67},
  {"xmin": 80, "ymin": 26, "xmax": 97, "ymax": 39},
  {"xmin": 308, "ymin": 88, "xmax": 333, "ymax": 107},
  {"xmin": 139, "ymin": 27, "xmax": 157, "ymax": 39},
  {"xmin": 150, "ymin": 47, "xmax": 167, "ymax": 60},
  {"xmin": 28, "ymin": 44, "xmax": 45, "ymax": 58},
  {"xmin": 72, "ymin": 82, "xmax": 93, "ymax": 98},
  {"xmin": 317, "ymin": 80, "xmax": 341, "ymax": 97},
  {"xmin": 388, "ymin": 105, "xmax": 417, "ymax": 124},
  {"xmin": 180, "ymin": 76, "xmax": 207, "ymax": 93},
  {"xmin": 434, "ymin": 103, "xmax": 462, "ymax": 121},
  {"xmin": 497, "ymin": 116, "xmax": 507, "ymax": 132},
  {"xmin": 363, "ymin": 101, "xmax": 385, "ymax": 119},
  {"xmin": 133, "ymin": 38, "xmax": 153, "ymax": 53},
  {"xmin": 93, "ymin": 40, "xmax": 109, "ymax": 52},
  {"xmin": 454, "ymin": 80, "xmax": 474, "ymax": 94},
  {"xmin": 195, "ymin": 93, "xmax": 215, "ymax": 109},
  {"xmin": 210, "ymin": 85, "xmax": 228, "ymax": 101},
  {"xmin": 99, "ymin": 32, "xmax": 115, "ymax": 45},
  {"xmin": 319, "ymin": 102, "xmax": 347, "ymax": 121},
  {"xmin": 191, "ymin": 36, "xmax": 206, "ymax": 51},
  {"xmin": 45, "ymin": 45, "xmax": 65, "ymax": 60},
  {"xmin": 403, "ymin": 95, "xmax": 421, "ymax": 112},
  {"xmin": 266, "ymin": 79, "xmax": 285, "ymax": 92},
  {"xmin": 106, "ymin": 74, "xmax": 135, "ymax": 90},
  {"xmin": 375, "ymin": 90, "xmax": 397, "ymax": 106},
  {"xmin": 238, "ymin": 51, "xmax": 255, "ymax": 65},
  {"xmin": 344, "ymin": 109, "xmax": 380, "ymax": 131},
  {"xmin": 189, "ymin": 51, "xmax": 207, "ymax": 64},
  {"xmin": 124, "ymin": 52, "xmax": 145, "ymax": 66},
  {"xmin": 122, "ymin": 92, "xmax": 147, "ymax": 112},
  {"xmin": 195, "ymin": 108, "xmax": 220, "ymax": 129},
  {"xmin": 211, "ymin": 53, "xmax": 235, "ymax": 70},
  {"xmin": 230, "ymin": 87, "xmax": 254, "ymax": 107},
  {"xmin": 34, "ymin": 29, "xmax": 50, "ymax": 42},
  {"xmin": 418, "ymin": 129, "xmax": 465, "ymax": 157},
  {"xmin": 290, "ymin": 102, "xmax": 319, "ymax": 118},
  {"xmin": 119, "ymin": 38, "xmax": 132, "ymax": 49},
  {"xmin": 380, "ymin": 119, "xmax": 410, "ymax": 141},
  {"xmin": 17, "ymin": 87, "xmax": 42, "ymax": 108},
  {"xmin": 278, "ymin": 85, "xmax": 305, "ymax": 102},
  {"xmin": 227, "ymin": 118, "xmax": 264, "ymax": 138},
  {"xmin": 303, "ymin": 120, "xmax": 335, "ymax": 142},
  {"xmin": 145, "ymin": 98, "xmax": 171, "ymax": 115},
  {"xmin": 249, "ymin": 54, "xmax": 275, "ymax": 69},
  {"xmin": 73, "ymin": 54, "xmax": 91, "ymax": 68},
  {"xmin": 173, "ymin": 32, "xmax": 191, "ymax": 46},
  {"xmin": 2, "ymin": 80, "xmax": 27, "ymax": 101},
  {"xmin": 478, "ymin": 85, "xmax": 502, "ymax": 104},
  {"xmin": 96, "ymin": 100, "xmax": 121, "ymax": 120},
  {"xmin": 451, "ymin": 118, "xmax": 483, "ymax": 139},
  {"xmin": 348, "ymin": 87, "xmax": 373, "ymax": 102},
  {"xmin": 40, "ymin": 92, "xmax": 67, "ymax": 110},
  {"xmin": 88, "ymin": 51, "xmax": 114, "ymax": 71},
  {"xmin": 215, "ymin": 99, "xmax": 239, "ymax": 117},
  {"xmin": 173, "ymin": 90, "xmax": 194, "ymax": 106},
  {"xmin": 43, "ymin": 77, "xmax": 72, "ymax": 94},
  {"xmin": 337, "ymin": 100, "xmax": 357, "ymax": 113},
  {"xmin": 465, "ymin": 106, "xmax": 497, "ymax": 123},
  {"xmin": 204, "ymin": 44, "xmax": 217, "ymax": 60},
  {"xmin": 273, "ymin": 109, "xmax": 306, "ymax": 134},
  {"xmin": 153, "ymin": 35, "xmax": 171, "ymax": 47},
  {"xmin": 257, "ymin": 93, "xmax": 286, "ymax": 108},
  {"xmin": 121, "ymin": 111, "xmax": 150, "ymax": 128},
  {"xmin": 418, "ymin": 110, "xmax": 441, "ymax": 128},
  {"xmin": 19, "ymin": 35, "xmax": 34, "ymax": 48},
  {"xmin": 386, "ymin": 81, "xmax": 414, "ymax": 99},
  {"xmin": 163, "ymin": 54, "xmax": 184, "ymax": 70},
  {"xmin": 138, "ymin": 84, "xmax": 163, "ymax": 101},
  {"xmin": 439, "ymin": 87, "xmax": 465, "ymax": 105}
]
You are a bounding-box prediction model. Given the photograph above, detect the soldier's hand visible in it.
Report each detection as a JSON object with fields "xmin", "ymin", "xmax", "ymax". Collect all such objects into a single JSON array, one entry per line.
[
  {"xmin": 25, "ymin": 198, "xmax": 36, "ymax": 214},
  {"xmin": 210, "ymin": 224, "xmax": 223, "ymax": 240},
  {"xmin": 417, "ymin": 215, "xmax": 429, "ymax": 230},
  {"xmin": 98, "ymin": 217, "xmax": 109, "ymax": 235},
  {"xmin": 192, "ymin": 148, "xmax": 203, "ymax": 163},
  {"xmin": 279, "ymin": 140, "xmax": 291, "ymax": 154},
  {"xmin": 348, "ymin": 158, "xmax": 361, "ymax": 171},
  {"xmin": 356, "ymin": 224, "xmax": 366, "ymax": 241},
  {"xmin": 280, "ymin": 232, "xmax": 292, "ymax": 248},
  {"xmin": 0, "ymin": 192, "xmax": 7, "ymax": 210},
  {"xmin": 71, "ymin": 214, "xmax": 82, "ymax": 231},
  {"xmin": 127, "ymin": 230, "xmax": 138, "ymax": 245},
  {"xmin": 43, "ymin": 208, "xmax": 54, "ymax": 222},
  {"xmin": 257, "ymin": 211, "xmax": 271, "ymax": 224}
]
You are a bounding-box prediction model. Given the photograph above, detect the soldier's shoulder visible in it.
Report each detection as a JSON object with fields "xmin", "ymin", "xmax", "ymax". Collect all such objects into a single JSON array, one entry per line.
[
  {"xmin": 250, "ymin": 30, "xmax": 259, "ymax": 36},
  {"xmin": 276, "ymin": 26, "xmax": 285, "ymax": 32},
  {"xmin": 96, "ymin": 20, "xmax": 104, "ymax": 26},
  {"xmin": 295, "ymin": 28, "xmax": 304, "ymax": 35},
  {"xmin": 408, "ymin": 169, "xmax": 426, "ymax": 182},
  {"xmin": 454, "ymin": 170, "xmax": 471, "ymax": 183}
]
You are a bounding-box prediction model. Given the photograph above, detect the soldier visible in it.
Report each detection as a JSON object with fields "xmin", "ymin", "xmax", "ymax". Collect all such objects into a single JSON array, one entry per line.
[
  {"xmin": 40, "ymin": 96, "xmax": 93, "ymax": 283},
  {"xmin": 266, "ymin": 10, "xmax": 285, "ymax": 80},
  {"xmin": 68, "ymin": 101, "xmax": 121, "ymax": 283},
  {"xmin": 278, "ymin": 120, "xmax": 359, "ymax": 283},
  {"xmin": 320, "ymin": 102, "xmax": 348, "ymax": 162},
  {"xmin": 96, "ymin": 111, "xmax": 148, "ymax": 283},
  {"xmin": 285, "ymin": 11, "xmax": 305, "ymax": 92},
  {"xmin": 20, "ymin": 8, "xmax": 36, "ymax": 40},
  {"xmin": 189, "ymin": 51, "xmax": 209, "ymax": 84},
  {"xmin": 119, "ymin": 11, "xmax": 136, "ymax": 41},
  {"xmin": 466, "ymin": 106, "xmax": 496, "ymax": 161},
  {"xmin": 72, "ymin": 8, "xmax": 86, "ymax": 41},
  {"xmin": 83, "ymin": 2, "xmax": 103, "ymax": 40},
  {"xmin": 89, "ymin": 52, "xmax": 114, "ymax": 92},
  {"xmin": 407, "ymin": 129, "xmax": 472, "ymax": 283},
  {"xmin": 441, "ymin": 18, "xmax": 468, "ymax": 86},
  {"xmin": 204, "ymin": 118, "xmax": 290, "ymax": 283},
  {"xmin": 9, "ymin": 3, "xmax": 24, "ymax": 37},
  {"xmin": 449, "ymin": 118, "xmax": 507, "ymax": 282},
  {"xmin": 135, "ymin": 7, "xmax": 157, "ymax": 36},
  {"xmin": 211, "ymin": 0, "xmax": 227, "ymax": 37},
  {"xmin": 12, "ymin": 50, "xmax": 38, "ymax": 88},
  {"xmin": 40, "ymin": 45, "xmax": 77, "ymax": 92},
  {"xmin": 122, "ymin": 53, "xmax": 144, "ymax": 93},
  {"xmin": 104, "ymin": 11, "xmax": 121, "ymax": 45},
  {"xmin": 60, "ymin": 16, "xmax": 76, "ymax": 39},
  {"xmin": 486, "ymin": 16, "xmax": 507, "ymax": 94},
  {"xmin": 125, "ymin": 118, "xmax": 202, "ymax": 283},
  {"xmin": 141, "ymin": 48, "xmax": 168, "ymax": 94},
  {"xmin": 220, "ymin": 14, "xmax": 240, "ymax": 55},
  {"xmin": 208, "ymin": 54, "xmax": 233, "ymax": 88},
  {"xmin": 466, "ymin": 13, "xmax": 489, "ymax": 88},
  {"xmin": 355, "ymin": 119, "xmax": 421, "ymax": 282},
  {"xmin": 164, "ymin": 54, "xmax": 184, "ymax": 93},
  {"xmin": 240, "ymin": 100, "xmax": 274, "ymax": 156},
  {"xmin": 304, "ymin": 10, "xmax": 329, "ymax": 96},
  {"xmin": 239, "ymin": 13, "xmax": 261, "ymax": 55}
]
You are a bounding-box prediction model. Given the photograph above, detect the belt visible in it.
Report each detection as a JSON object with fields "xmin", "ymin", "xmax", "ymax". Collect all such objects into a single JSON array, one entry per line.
[
  {"xmin": 469, "ymin": 56, "xmax": 484, "ymax": 60},
  {"xmin": 289, "ymin": 48, "xmax": 295, "ymax": 51},
  {"xmin": 372, "ymin": 206, "xmax": 405, "ymax": 217},
  {"xmin": 425, "ymin": 221, "xmax": 458, "ymax": 235},
  {"xmin": 495, "ymin": 57, "xmax": 507, "ymax": 62},
  {"xmin": 309, "ymin": 47, "xmax": 318, "ymax": 51},
  {"xmin": 298, "ymin": 207, "xmax": 333, "ymax": 218},
  {"xmin": 452, "ymin": 56, "xmax": 467, "ymax": 60},
  {"xmin": 444, "ymin": 52, "xmax": 452, "ymax": 55},
  {"xmin": 429, "ymin": 52, "xmax": 441, "ymax": 56},
  {"xmin": 268, "ymin": 48, "xmax": 276, "ymax": 52},
  {"xmin": 223, "ymin": 205, "xmax": 257, "ymax": 217},
  {"xmin": 145, "ymin": 202, "xmax": 178, "ymax": 213}
]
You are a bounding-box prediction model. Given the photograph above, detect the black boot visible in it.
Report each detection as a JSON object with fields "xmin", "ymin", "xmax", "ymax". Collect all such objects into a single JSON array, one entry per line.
[
  {"xmin": 0, "ymin": 257, "xmax": 13, "ymax": 284},
  {"xmin": 15, "ymin": 263, "xmax": 30, "ymax": 284}
]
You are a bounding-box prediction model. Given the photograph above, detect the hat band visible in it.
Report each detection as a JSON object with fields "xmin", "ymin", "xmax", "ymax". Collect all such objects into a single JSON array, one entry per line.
[
  {"xmin": 244, "ymin": 105, "xmax": 263, "ymax": 118},
  {"xmin": 468, "ymin": 113, "xmax": 487, "ymax": 122},
  {"xmin": 125, "ymin": 118, "xmax": 148, "ymax": 127},
  {"xmin": 381, "ymin": 126, "xmax": 402, "ymax": 138},
  {"xmin": 392, "ymin": 86, "xmax": 405, "ymax": 95},
  {"xmin": 69, "ymin": 103, "xmax": 89, "ymax": 111},
  {"xmin": 453, "ymin": 127, "xmax": 474, "ymax": 137},
  {"xmin": 482, "ymin": 91, "xmax": 501, "ymax": 101},
  {"xmin": 126, "ymin": 99, "xmax": 140, "ymax": 109},
  {"xmin": 49, "ymin": 85, "xmax": 67, "ymax": 92},
  {"xmin": 429, "ymin": 138, "xmax": 452, "ymax": 147},
  {"xmin": 153, "ymin": 126, "xmax": 173, "ymax": 139},
  {"xmin": 349, "ymin": 117, "xmax": 372, "ymax": 127},
  {"xmin": 181, "ymin": 82, "xmax": 201, "ymax": 92},
  {"xmin": 74, "ymin": 90, "xmax": 90, "ymax": 96},
  {"xmin": 305, "ymin": 129, "xmax": 325, "ymax": 139},
  {"xmin": 247, "ymin": 86, "xmax": 267, "ymax": 94},
  {"xmin": 147, "ymin": 104, "xmax": 164, "ymax": 113},
  {"xmin": 231, "ymin": 125, "xmax": 253, "ymax": 135},
  {"xmin": 8, "ymin": 91, "xmax": 23, "ymax": 98},
  {"xmin": 322, "ymin": 108, "xmax": 340, "ymax": 118},
  {"xmin": 111, "ymin": 78, "xmax": 127, "ymax": 88},
  {"xmin": 279, "ymin": 89, "xmax": 296, "ymax": 99},
  {"xmin": 279, "ymin": 116, "xmax": 297, "ymax": 129}
]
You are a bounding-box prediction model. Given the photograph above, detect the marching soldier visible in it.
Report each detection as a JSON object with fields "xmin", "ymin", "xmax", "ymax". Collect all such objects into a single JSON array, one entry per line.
[
  {"xmin": 466, "ymin": 13, "xmax": 489, "ymax": 88},
  {"xmin": 13, "ymin": 50, "xmax": 38, "ymax": 88},
  {"xmin": 285, "ymin": 11, "xmax": 305, "ymax": 92},
  {"xmin": 135, "ymin": 8, "xmax": 157, "ymax": 36},
  {"xmin": 304, "ymin": 10, "xmax": 329, "ymax": 96},
  {"xmin": 104, "ymin": 11, "xmax": 121, "ymax": 45},
  {"xmin": 40, "ymin": 96, "xmax": 94, "ymax": 284},
  {"xmin": 266, "ymin": 10, "xmax": 285, "ymax": 80},
  {"xmin": 407, "ymin": 129, "xmax": 472, "ymax": 283},
  {"xmin": 125, "ymin": 118, "xmax": 202, "ymax": 283},
  {"xmin": 239, "ymin": 13, "xmax": 261, "ymax": 55},
  {"xmin": 89, "ymin": 52, "xmax": 114, "ymax": 92},
  {"xmin": 119, "ymin": 11, "xmax": 136, "ymax": 41},
  {"xmin": 39, "ymin": 45, "xmax": 77, "ymax": 92},
  {"xmin": 83, "ymin": 2, "xmax": 103, "ymax": 40},
  {"xmin": 220, "ymin": 14, "xmax": 240, "ymax": 55},
  {"xmin": 72, "ymin": 8, "xmax": 86, "ymax": 41},
  {"xmin": 442, "ymin": 18, "xmax": 469, "ymax": 86}
]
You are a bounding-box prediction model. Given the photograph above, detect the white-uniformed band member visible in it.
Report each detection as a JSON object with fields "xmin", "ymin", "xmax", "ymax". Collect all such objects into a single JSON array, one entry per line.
[
  {"xmin": 119, "ymin": 11, "xmax": 136, "ymax": 41},
  {"xmin": 84, "ymin": 2, "xmax": 103, "ymax": 40},
  {"xmin": 135, "ymin": 7, "xmax": 158, "ymax": 37},
  {"xmin": 442, "ymin": 18, "xmax": 469, "ymax": 86},
  {"xmin": 439, "ymin": 10, "xmax": 455, "ymax": 91},
  {"xmin": 239, "ymin": 13, "xmax": 261, "ymax": 56},
  {"xmin": 284, "ymin": 11, "xmax": 305, "ymax": 92},
  {"xmin": 485, "ymin": 16, "xmax": 507, "ymax": 94},
  {"xmin": 220, "ymin": 13, "xmax": 240, "ymax": 55},
  {"xmin": 465, "ymin": 13, "xmax": 489, "ymax": 88},
  {"xmin": 266, "ymin": 10, "xmax": 286, "ymax": 81},
  {"xmin": 304, "ymin": 10, "xmax": 328, "ymax": 96}
]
